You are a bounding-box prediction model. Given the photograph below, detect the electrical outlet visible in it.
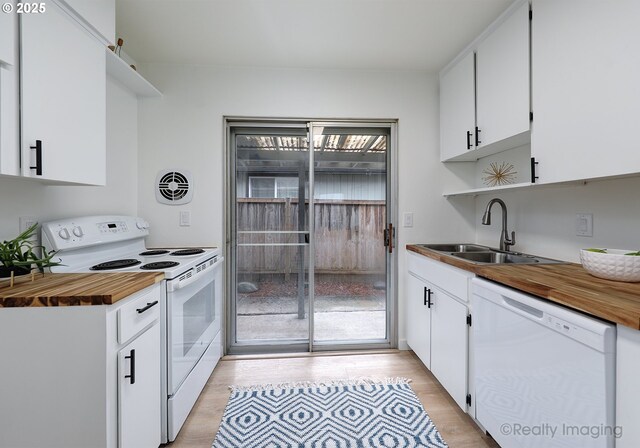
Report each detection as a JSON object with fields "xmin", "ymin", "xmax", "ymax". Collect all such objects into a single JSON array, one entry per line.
[
  {"xmin": 179, "ymin": 211, "xmax": 191, "ymax": 227},
  {"xmin": 19, "ymin": 216, "xmax": 37, "ymax": 232},
  {"xmin": 19, "ymin": 216, "xmax": 38, "ymax": 244},
  {"xmin": 576, "ymin": 213, "xmax": 593, "ymax": 237},
  {"xmin": 403, "ymin": 212, "xmax": 414, "ymax": 228}
]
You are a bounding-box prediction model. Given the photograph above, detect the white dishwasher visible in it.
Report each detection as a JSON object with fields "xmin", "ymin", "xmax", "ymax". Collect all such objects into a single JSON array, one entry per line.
[{"xmin": 472, "ymin": 278, "xmax": 616, "ymax": 448}]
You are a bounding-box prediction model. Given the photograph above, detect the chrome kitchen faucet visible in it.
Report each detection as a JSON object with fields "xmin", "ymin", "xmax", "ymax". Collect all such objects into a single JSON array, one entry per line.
[{"xmin": 481, "ymin": 198, "xmax": 516, "ymax": 252}]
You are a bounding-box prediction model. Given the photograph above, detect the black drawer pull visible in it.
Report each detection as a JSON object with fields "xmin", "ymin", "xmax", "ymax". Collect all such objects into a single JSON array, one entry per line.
[
  {"xmin": 136, "ymin": 300, "xmax": 158, "ymax": 314},
  {"xmin": 30, "ymin": 140, "xmax": 42, "ymax": 175},
  {"xmin": 475, "ymin": 127, "xmax": 481, "ymax": 146},
  {"xmin": 125, "ymin": 349, "xmax": 135, "ymax": 384},
  {"xmin": 466, "ymin": 131, "xmax": 472, "ymax": 150}
]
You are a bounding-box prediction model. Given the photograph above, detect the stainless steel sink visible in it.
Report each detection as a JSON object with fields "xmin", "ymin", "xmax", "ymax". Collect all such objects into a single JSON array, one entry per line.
[
  {"xmin": 416, "ymin": 243, "xmax": 492, "ymax": 253},
  {"xmin": 449, "ymin": 251, "xmax": 558, "ymax": 264},
  {"xmin": 417, "ymin": 243, "xmax": 566, "ymax": 264}
]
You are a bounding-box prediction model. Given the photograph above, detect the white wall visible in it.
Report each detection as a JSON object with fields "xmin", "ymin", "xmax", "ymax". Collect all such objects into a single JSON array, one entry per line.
[
  {"xmin": 0, "ymin": 78, "xmax": 138, "ymax": 241},
  {"xmin": 473, "ymin": 176, "xmax": 640, "ymax": 262},
  {"xmin": 136, "ymin": 64, "xmax": 476, "ymax": 347}
]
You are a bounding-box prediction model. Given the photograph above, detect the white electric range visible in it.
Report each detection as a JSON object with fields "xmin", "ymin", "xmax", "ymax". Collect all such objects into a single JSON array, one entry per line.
[{"xmin": 41, "ymin": 215, "xmax": 223, "ymax": 443}]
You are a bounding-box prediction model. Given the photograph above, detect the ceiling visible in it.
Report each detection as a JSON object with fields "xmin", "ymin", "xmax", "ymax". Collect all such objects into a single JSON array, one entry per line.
[{"xmin": 115, "ymin": 0, "xmax": 512, "ymax": 72}]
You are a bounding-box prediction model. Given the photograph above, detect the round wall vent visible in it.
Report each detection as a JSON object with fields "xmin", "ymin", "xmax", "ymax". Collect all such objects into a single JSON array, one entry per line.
[{"xmin": 155, "ymin": 170, "xmax": 194, "ymax": 205}]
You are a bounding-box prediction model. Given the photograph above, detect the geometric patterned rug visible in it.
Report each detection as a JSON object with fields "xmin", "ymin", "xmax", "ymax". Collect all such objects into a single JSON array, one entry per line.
[{"xmin": 212, "ymin": 378, "xmax": 448, "ymax": 448}]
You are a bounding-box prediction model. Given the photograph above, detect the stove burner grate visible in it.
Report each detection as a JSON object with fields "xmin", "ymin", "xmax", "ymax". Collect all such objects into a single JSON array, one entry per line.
[
  {"xmin": 140, "ymin": 261, "xmax": 180, "ymax": 270},
  {"xmin": 91, "ymin": 259, "xmax": 141, "ymax": 270},
  {"xmin": 140, "ymin": 250, "xmax": 170, "ymax": 256},
  {"xmin": 171, "ymin": 248, "xmax": 205, "ymax": 256}
]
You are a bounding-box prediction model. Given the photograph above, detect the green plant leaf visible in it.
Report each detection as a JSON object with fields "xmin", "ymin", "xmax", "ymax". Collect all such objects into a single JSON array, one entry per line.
[
  {"xmin": 624, "ymin": 251, "xmax": 640, "ymax": 256},
  {"xmin": 585, "ymin": 248, "xmax": 607, "ymax": 253},
  {"xmin": 0, "ymin": 223, "xmax": 60, "ymax": 270}
]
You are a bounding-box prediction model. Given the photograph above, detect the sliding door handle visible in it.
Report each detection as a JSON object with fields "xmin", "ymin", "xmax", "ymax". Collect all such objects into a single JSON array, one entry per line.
[{"xmin": 383, "ymin": 224, "xmax": 394, "ymax": 253}]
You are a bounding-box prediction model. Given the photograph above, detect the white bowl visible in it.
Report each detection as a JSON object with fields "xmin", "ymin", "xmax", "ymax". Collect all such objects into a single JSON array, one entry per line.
[{"xmin": 580, "ymin": 249, "xmax": 640, "ymax": 282}]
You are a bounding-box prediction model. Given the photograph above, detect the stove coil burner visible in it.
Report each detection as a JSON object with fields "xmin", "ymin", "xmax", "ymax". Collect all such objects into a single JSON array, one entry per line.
[
  {"xmin": 171, "ymin": 249, "xmax": 205, "ymax": 256},
  {"xmin": 90, "ymin": 259, "xmax": 141, "ymax": 270},
  {"xmin": 140, "ymin": 261, "xmax": 180, "ymax": 270},
  {"xmin": 139, "ymin": 250, "xmax": 170, "ymax": 256}
]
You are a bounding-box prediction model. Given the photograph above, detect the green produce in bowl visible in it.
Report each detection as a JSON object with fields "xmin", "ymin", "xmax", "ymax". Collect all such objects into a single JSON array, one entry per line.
[
  {"xmin": 585, "ymin": 248, "xmax": 607, "ymax": 253},
  {"xmin": 624, "ymin": 251, "xmax": 640, "ymax": 256}
]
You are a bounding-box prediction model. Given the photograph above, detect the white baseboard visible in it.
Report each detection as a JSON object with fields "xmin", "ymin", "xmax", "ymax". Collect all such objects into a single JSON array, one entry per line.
[{"xmin": 398, "ymin": 339, "xmax": 409, "ymax": 350}]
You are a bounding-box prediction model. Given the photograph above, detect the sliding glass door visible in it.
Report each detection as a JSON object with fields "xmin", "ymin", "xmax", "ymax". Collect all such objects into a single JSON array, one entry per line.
[{"xmin": 227, "ymin": 120, "xmax": 395, "ymax": 354}]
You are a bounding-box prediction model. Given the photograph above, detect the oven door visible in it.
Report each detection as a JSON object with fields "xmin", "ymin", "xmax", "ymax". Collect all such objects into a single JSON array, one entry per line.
[{"xmin": 166, "ymin": 257, "xmax": 222, "ymax": 395}]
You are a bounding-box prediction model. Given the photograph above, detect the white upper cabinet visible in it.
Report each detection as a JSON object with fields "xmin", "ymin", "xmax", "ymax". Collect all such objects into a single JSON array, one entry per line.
[
  {"xmin": 440, "ymin": 52, "xmax": 476, "ymax": 162},
  {"xmin": 60, "ymin": 0, "xmax": 115, "ymax": 44},
  {"xmin": 476, "ymin": 1, "xmax": 530, "ymax": 151},
  {"xmin": 0, "ymin": 5, "xmax": 19, "ymax": 177},
  {"xmin": 0, "ymin": 2, "xmax": 16, "ymax": 65},
  {"xmin": 440, "ymin": 0, "xmax": 531, "ymax": 162},
  {"xmin": 21, "ymin": 1, "xmax": 106, "ymax": 185},
  {"xmin": 531, "ymin": 0, "xmax": 640, "ymax": 184}
]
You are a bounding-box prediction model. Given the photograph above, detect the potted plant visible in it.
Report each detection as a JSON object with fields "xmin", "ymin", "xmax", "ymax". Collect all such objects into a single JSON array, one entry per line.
[{"xmin": 0, "ymin": 223, "xmax": 60, "ymax": 278}]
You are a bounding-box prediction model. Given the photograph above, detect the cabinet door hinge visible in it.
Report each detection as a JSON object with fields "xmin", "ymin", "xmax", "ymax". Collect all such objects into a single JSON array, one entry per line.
[
  {"xmin": 466, "ymin": 394, "xmax": 472, "ymax": 406},
  {"xmin": 466, "ymin": 314, "xmax": 472, "ymax": 326}
]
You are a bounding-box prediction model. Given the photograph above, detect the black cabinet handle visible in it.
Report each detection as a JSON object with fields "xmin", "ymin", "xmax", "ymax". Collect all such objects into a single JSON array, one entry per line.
[
  {"xmin": 30, "ymin": 140, "xmax": 42, "ymax": 175},
  {"xmin": 466, "ymin": 131, "xmax": 472, "ymax": 150},
  {"xmin": 125, "ymin": 349, "xmax": 136, "ymax": 384},
  {"xmin": 423, "ymin": 287, "xmax": 433, "ymax": 308},
  {"xmin": 136, "ymin": 300, "xmax": 158, "ymax": 314},
  {"xmin": 531, "ymin": 157, "xmax": 539, "ymax": 183},
  {"xmin": 475, "ymin": 127, "xmax": 481, "ymax": 146}
]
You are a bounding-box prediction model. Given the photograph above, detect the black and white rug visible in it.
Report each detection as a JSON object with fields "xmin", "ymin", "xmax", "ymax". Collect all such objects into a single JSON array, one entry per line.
[{"xmin": 212, "ymin": 378, "xmax": 448, "ymax": 448}]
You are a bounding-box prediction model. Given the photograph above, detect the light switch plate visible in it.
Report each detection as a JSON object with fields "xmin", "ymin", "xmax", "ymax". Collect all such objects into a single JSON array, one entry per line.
[
  {"xmin": 576, "ymin": 213, "xmax": 593, "ymax": 237},
  {"xmin": 403, "ymin": 212, "xmax": 414, "ymax": 228},
  {"xmin": 179, "ymin": 211, "xmax": 191, "ymax": 227}
]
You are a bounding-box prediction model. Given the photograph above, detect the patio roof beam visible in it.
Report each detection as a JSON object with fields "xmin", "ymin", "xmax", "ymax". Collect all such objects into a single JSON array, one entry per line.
[
  {"xmin": 360, "ymin": 136, "xmax": 381, "ymax": 152},
  {"xmin": 237, "ymin": 149, "xmax": 384, "ymax": 164}
]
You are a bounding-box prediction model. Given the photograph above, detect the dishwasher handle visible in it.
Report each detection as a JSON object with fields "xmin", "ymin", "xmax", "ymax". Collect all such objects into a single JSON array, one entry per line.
[{"xmin": 503, "ymin": 296, "xmax": 544, "ymax": 319}]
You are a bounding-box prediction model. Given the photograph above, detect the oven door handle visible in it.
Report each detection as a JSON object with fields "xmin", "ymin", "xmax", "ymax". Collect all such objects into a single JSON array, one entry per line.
[{"xmin": 167, "ymin": 256, "xmax": 223, "ymax": 292}]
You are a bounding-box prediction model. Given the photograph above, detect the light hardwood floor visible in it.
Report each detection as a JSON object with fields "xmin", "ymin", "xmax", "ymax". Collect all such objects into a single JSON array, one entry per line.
[{"xmin": 167, "ymin": 351, "xmax": 499, "ymax": 448}]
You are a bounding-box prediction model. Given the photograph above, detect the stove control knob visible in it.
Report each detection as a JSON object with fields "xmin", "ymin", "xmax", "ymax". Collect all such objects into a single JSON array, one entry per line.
[
  {"xmin": 72, "ymin": 226, "xmax": 84, "ymax": 237},
  {"xmin": 136, "ymin": 220, "xmax": 149, "ymax": 230},
  {"xmin": 58, "ymin": 228, "xmax": 70, "ymax": 240}
]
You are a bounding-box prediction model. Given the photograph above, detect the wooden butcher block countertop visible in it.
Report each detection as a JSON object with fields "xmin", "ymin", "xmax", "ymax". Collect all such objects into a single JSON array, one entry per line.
[
  {"xmin": 407, "ymin": 244, "xmax": 640, "ymax": 330},
  {"xmin": 0, "ymin": 272, "xmax": 164, "ymax": 308}
]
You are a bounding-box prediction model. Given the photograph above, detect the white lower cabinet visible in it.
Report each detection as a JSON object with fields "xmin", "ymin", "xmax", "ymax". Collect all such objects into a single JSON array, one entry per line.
[
  {"xmin": 406, "ymin": 252, "xmax": 473, "ymax": 410},
  {"xmin": 430, "ymin": 286, "xmax": 468, "ymax": 410},
  {"xmin": 406, "ymin": 272, "xmax": 432, "ymax": 366},
  {"xmin": 119, "ymin": 323, "xmax": 161, "ymax": 448},
  {"xmin": 616, "ymin": 325, "xmax": 640, "ymax": 448},
  {"xmin": 0, "ymin": 283, "xmax": 162, "ymax": 448}
]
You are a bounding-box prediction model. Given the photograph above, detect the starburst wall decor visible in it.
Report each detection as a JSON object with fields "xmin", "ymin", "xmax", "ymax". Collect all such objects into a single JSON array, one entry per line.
[{"xmin": 482, "ymin": 162, "xmax": 518, "ymax": 187}]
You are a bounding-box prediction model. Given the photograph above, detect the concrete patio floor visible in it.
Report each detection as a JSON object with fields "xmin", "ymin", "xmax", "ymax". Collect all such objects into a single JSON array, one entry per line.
[{"xmin": 236, "ymin": 295, "xmax": 386, "ymax": 341}]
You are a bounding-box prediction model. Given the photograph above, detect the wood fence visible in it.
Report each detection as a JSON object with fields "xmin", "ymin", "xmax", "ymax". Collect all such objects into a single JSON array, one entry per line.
[{"xmin": 237, "ymin": 198, "xmax": 386, "ymax": 276}]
